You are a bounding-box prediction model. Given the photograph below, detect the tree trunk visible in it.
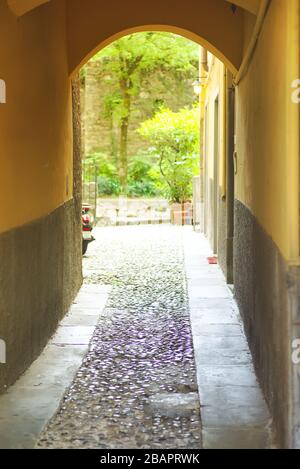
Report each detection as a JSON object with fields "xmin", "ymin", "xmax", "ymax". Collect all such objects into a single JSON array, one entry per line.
[
  {"xmin": 119, "ymin": 80, "xmax": 131, "ymax": 193},
  {"xmin": 109, "ymin": 113, "xmax": 118, "ymax": 166},
  {"xmin": 119, "ymin": 115, "xmax": 129, "ymax": 192}
]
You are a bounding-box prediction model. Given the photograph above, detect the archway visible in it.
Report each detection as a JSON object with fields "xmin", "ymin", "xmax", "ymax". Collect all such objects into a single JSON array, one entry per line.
[
  {"xmin": 66, "ymin": 0, "xmax": 247, "ymax": 76},
  {"xmin": 74, "ymin": 26, "xmax": 272, "ymax": 450},
  {"xmin": 80, "ymin": 30, "xmax": 202, "ymax": 223},
  {"xmin": 70, "ymin": 24, "xmax": 239, "ymax": 77}
]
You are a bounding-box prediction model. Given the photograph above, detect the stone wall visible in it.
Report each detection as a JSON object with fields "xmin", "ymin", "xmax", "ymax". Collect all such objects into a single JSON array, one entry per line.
[{"xmin": 81, "ymin": 59, "xmax": 196, "ymax": 159}]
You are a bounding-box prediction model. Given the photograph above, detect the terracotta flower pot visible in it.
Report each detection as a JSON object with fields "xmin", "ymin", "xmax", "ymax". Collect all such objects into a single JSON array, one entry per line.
[{"xmin": 170, "ymin": 202, "xmax": 193, "ymax": 226}]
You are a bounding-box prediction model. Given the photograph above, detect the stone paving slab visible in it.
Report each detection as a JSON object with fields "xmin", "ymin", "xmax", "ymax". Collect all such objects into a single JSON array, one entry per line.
[
  {"xmin": 197, "ymin": 365, "xmax": 259, "ymax": 388},
  {"xmin": 202, "ymin": 427, "xmax": 272, "ymax": 449},
  {"xmin": 183, "ymin": 228, "xmax": 275, "ymax": 449},
  {"xmin": 193, "ymin": 345, "xmax": 252, "ymax": 367},
  {"xmin": 192, "ymin": 324, "xmax": 243, "ymax": 337},
  {"xmin": 191, "ymin": 308, "xmax": 240, "ymax": 325},
  {"xmin": 201, "ymin": 404, "xmax": 271, "ymax": 428},
  {"xmin": 188, "ymin": 285, "xmax": 232, "ymax": 299}
]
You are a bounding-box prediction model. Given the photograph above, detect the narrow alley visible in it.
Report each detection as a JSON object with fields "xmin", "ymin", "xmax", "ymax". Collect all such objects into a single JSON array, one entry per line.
[
  {"xmin": 1, "ymin": 0, "xmax": 299, "ymax": 451},
  {"xmin": 22, "ymin": 225, "xmax": 273, "ymax": 449}
]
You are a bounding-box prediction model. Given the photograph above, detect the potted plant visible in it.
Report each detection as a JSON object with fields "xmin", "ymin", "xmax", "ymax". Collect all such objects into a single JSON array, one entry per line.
[{"xmin": 138, "ymin": 107, "xmax": 199, "ymax": 225}]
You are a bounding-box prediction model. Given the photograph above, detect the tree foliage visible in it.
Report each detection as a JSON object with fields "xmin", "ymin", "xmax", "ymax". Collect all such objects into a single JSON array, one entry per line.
[
  {"xmin": 138, "ymin": 107, "xmax": 200, "ymax": 203},
  {"xmin": 92, "ymin": 32, "xmax": 198, "ymax": 192}
]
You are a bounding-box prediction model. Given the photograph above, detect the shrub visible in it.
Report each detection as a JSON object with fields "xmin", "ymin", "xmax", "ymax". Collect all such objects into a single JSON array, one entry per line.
[
  {"xmin": 127, "ymin": 180, "xmax": 160, "ymax": 197},
  {"xmin": 127, "ymin": 154, "xmax": 162, "ymax": 197},
  {"xmin": 97, "ymin": 176, "xmax": 121, "ymax": 196},
  {"xmin": 138, "ymin": 107, "xmax": 200, "ymax": 203},
  {"xmin": 128, "ymin": 156, "xmax": 152, "ymax": 182}
]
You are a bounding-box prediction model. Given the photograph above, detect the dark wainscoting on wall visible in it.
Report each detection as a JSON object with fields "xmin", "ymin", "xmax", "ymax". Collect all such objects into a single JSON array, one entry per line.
[
  {"xmin": 234, "ymin": 199, "xmax": 293, "ymax": 448},
  {"xmin": 0, "ymin": 200, "xmax": 82, "ymax": 392}
]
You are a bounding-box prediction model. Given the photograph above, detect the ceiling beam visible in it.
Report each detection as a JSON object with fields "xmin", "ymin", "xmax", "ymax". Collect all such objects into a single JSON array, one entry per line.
[{"xmin": 7, "ymin": 0, "xmax": 50, "ymax": 17}]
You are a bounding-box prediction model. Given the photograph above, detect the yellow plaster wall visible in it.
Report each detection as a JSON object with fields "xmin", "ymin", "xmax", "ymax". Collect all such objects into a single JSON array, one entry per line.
[
  {"xmin": 235, "ymin": 0, "xmax": 300, "ymax": 261},
  {"xmin": 204, "ymin": 58, "xmax": 226, "ymax": 185},
  {"xmin": 0, "ymin": 0, "xmax": 73, "ymax": 233},
  {"xmin": 203, "ymin": 57, "xmax": 227, "ymax": 245}
]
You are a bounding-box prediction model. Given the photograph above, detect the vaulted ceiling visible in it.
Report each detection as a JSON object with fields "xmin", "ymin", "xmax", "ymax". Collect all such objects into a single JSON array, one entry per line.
[
  {"xmin": 225, "ymin": 0, "xmax": 260, "ymax": 15},
  {"xmin": 6, "ymin": 0, "xmax": 263, "ymax": 76},
  {"xmin": 7, "ymin": 0, "xmax": 49, "ymax": 16},
  {"xmin": 7, "ymin": 0, "xmax": 261, "ymax": 17}
]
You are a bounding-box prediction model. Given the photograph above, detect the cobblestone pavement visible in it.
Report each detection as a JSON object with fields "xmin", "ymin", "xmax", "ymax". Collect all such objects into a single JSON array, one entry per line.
[{"xmin": 37, "ymin": 225, "xmax": 202, "ymax": 449}]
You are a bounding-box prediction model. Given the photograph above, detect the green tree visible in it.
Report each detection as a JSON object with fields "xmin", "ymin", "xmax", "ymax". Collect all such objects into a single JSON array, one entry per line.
[
  {"xmin": 94, "ymin": 32, "xmax": 198, "ymax": 192},
  {"xmin": 138, "ymin": 107, "xmax": 200, "ymax": 203}
]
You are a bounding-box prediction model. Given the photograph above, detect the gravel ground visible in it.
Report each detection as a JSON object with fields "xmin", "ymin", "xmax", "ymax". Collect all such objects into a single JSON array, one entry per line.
[{"xmin": 37, "ymin": 225, "xmax": 202, "ymax": 449}]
